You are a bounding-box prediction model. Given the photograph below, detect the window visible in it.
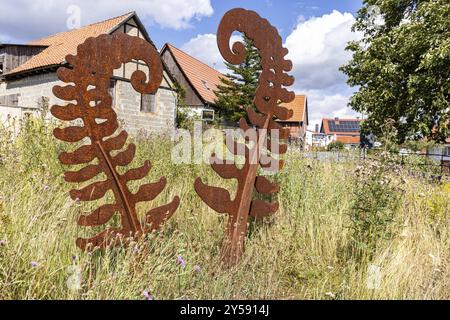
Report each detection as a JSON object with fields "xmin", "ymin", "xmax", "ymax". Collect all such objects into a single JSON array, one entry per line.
[
  {"xmin": 202, "ymin": 109, "xmax": 214, "ymax": 121},
  {"xmin": 109, "ymin": 79, "xmax": 116, "ymax": 107},
  {"xmin": 445, "ymin": 146, "xmax": 450, "ymax": 156},
  {"xmin": 0, "ymin": 62, "xmax": 3, "ymax": 75},
  {"xmin": 141, "ymin": 93, "xmax": 156, "ymax": 113}
]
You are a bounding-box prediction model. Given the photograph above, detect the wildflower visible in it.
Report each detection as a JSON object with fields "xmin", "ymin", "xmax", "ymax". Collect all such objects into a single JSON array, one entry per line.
[
  {"xmin": 43, "ymin": 185, "xmax": 49, "ymax": 191},
  {"xmin": 31, "ymin": 261, "xmax": 38, "ymax": 268},
  {"xmin": 177, "ymin": 255, "xmax": 186, "ymax": 268},
  {"xmin": 194, "ymin": 265, "xmax": 201, "ymax": 273},
  {"xmin": 0, "ymin": 240, "xmax": 6, "ymax": 246},
  {"xmin": 143, "ymin": 291, "xmax": 154, "ymax": 300}
]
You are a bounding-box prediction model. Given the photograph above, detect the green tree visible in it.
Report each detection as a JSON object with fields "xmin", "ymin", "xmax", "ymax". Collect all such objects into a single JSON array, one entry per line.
[
  {"xmin": 214, "ymin": 36, "xmax": 262, "ymax": 122},
  {"xmin": 341, "ymin": 0, "xmax": 450, "ymax": 143}
]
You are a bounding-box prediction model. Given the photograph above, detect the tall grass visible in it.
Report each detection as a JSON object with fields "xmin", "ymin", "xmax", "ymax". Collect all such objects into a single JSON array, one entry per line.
[{"xmin": 0, "ymin": 117, "xmax": 448, "ymax": 300}]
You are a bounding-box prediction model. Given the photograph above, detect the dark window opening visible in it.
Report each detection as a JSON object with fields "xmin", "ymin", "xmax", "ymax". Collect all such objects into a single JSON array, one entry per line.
[
  {"xmin": 0, "ymin": 62, "xmax": 3, "ymax": 75},
  {"xmin": 141, "ymin": 93, "xmax": 156, "ymax": 113},
  {"xmin": 202, "ymin": 109, "xmax": 214, "ymax": 121},
  {"xmin": 109, "ymin": 79, "xmax": 116, "ymax": 108}
]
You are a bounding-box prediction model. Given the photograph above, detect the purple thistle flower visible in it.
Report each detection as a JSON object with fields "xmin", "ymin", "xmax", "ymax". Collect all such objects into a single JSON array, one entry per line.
[
  {"xmin": 31, "ymin": 261, "xmax": 38, "ymax": 268},
  {"xmin": 194, "ymin": 265, "xmax": 201, "ymax": 273},
  {"xmin": 143, "ymin": 291, "xmax": 154, "ymax": 300},
  {"xmin": 177, "ymin": 255, "xmax": 186, "ymax": 268}
]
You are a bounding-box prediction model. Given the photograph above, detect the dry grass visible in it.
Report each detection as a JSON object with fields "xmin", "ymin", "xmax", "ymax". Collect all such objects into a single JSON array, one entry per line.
[{"xmin": 0, "ymin": 118, "xmax": 448, "ymax": 300}]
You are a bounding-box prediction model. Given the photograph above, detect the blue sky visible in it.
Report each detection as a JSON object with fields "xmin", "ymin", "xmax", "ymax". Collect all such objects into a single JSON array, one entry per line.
[{"xmin": 0, "ymin": 0, "xmax": 364, "ymax": 128}]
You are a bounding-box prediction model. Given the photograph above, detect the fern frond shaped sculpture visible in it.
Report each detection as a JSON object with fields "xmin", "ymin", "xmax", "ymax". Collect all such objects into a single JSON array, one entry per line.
[
  {"xmin": 51, "ymin": 33, "xmax": 179, "ymax": 250},
  {"xmin": 194, "ymin": 8, "xmax": 295, "ymax": 267}
]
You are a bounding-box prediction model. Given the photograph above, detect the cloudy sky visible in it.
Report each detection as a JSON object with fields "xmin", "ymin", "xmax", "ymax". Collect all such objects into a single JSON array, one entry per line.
[{"xmin": 0, "ymin": 0, "xmax": 364, "ymax": 129}]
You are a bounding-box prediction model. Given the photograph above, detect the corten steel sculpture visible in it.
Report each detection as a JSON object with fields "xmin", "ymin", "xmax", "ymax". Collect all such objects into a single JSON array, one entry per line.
[
  {"xmin": 194, "ymin": 8, "xmax": 295, "ymax": 267},
  {"xmin": 51, "ymin": 33, "xmax": 179, "ymax": 250}
]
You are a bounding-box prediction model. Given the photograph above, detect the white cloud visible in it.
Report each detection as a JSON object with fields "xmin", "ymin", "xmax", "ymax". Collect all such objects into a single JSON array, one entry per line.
[
  {"xmin": 304, "ymin": 90, "xmax": 361, "ymax": 130},
  {"xmin": 0, "ymin": 0, "xmax": 213, "ymax": 43},
  {"xmin": 181, "ymin": 33, "xmax": 241, "ymax": 74},
  {"xmin": 284, "ymin": 10, "xmax": 363, "ymax": 126},
  {"xmin": 285, "ymin": 10, "xmax": 361, "ymax": 91}
]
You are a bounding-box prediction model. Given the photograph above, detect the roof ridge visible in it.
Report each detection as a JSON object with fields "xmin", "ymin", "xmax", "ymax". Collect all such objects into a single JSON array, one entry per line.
[
  {"xmin": 166, "ymin": 43, "xmax": 225, "ymax": 76},
  {"xmin": 28, "ymin": 11, "xmax": 134, "ymax": 45}
]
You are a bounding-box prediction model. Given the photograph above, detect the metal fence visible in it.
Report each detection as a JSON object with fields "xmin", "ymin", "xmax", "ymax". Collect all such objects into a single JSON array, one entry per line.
[{"xmin": 300, "ymin": 149, "xmax": 449, "ymax": 182}]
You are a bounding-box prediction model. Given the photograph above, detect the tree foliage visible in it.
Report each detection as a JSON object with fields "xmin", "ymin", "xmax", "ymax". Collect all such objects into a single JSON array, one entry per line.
[
  {"xmin": 214, "ymin": 36, "xmax": 262, "ymax": 122},
  {"xmin": 341, "ymin": 0, "xmax": 450, "ymax": 143}
]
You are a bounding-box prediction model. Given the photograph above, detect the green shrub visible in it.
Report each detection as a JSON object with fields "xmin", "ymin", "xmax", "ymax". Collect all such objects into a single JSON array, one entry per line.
[
  {"xmin": 327, "ymin": 141, "xmax": 345, "ymax": 151},
  {"xmin": 347, "ymin": 152, "xmax": 404, "ymax": 261}
]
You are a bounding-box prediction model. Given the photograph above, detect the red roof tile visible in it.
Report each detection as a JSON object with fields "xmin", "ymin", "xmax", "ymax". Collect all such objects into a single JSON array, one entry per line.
[
  {"xmin": 336, "ymin": 135, "xmax": 360, "ymax": 144},
  {"xmin": 5, "ymin": 12, "xmax": 135, "ymax": 76},
  {"xmin": 279, "ymin": 95, "xmax": 307, "ymax": 123},
  {"xmin": 321, "ymin": 118, "xmax": 362, "ymax": 135},
  {"xmin": 162, "ymin": 43, "xmax": 225, "ymax": 105}
]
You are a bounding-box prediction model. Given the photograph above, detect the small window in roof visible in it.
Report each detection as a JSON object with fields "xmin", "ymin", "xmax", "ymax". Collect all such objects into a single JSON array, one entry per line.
[{"xmin": 201, "ymin": 80, "xmax": 210, "ymax": 90}]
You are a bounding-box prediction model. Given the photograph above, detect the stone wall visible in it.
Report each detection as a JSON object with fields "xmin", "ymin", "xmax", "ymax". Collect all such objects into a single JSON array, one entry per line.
[{"xmin": 0, "ymin": 72, "xmax": 177, "ymax": 135}]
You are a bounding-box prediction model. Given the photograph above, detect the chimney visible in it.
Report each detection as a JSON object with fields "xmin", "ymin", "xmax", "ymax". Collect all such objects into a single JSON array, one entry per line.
[{"xmin": 315, "ymin": 124, "xmax": 319, "ymax": 133}]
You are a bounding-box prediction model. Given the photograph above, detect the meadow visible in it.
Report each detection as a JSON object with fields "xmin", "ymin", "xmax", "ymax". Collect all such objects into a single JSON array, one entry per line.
[{"xmin": 0, "ymin": 117, "xmax": 448, "ymax": 300}]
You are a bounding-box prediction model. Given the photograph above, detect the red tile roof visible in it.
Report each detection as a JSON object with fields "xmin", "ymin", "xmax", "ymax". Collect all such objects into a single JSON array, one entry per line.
[
  {"xmin": 278, "ymin": 95, "xmax": 307, "ymax": 123},
  {"xmin": 161, "ymin": 43, "xmax": 225, "ymax": 105},
  {"xmin": 321, "ymin": 118, "xmax": 362, "ymax": 135},
  {"xmin": 336, "ymin": 135, "xmax": 360, "ymax": 145},
  {"xmin": 5, "ymin": 12, "xmax": 138, "ymax": 76}
]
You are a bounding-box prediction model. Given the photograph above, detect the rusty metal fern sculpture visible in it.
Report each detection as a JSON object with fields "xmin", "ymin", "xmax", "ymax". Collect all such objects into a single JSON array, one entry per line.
[
  {"xmin": 51, "ymin": 33, "xmax": 179, "ymax": 250},
  {"xmin": 194, "ymin": 8, "xmax": 295, "ymax": 267}
]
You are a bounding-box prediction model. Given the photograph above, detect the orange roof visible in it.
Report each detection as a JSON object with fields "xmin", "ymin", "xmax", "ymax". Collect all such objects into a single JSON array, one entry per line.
[
  {"xmin": 336, "ymin": 135, "xmax": 360, "ymax": 145},
  {"xmin": 5, "ymin": 12, "xmax": 137, "ymax": 76},
  {"xmin": 279, "ymin": 95, "xmax": 307, "ymax": 123},
  {"xmin": 162, "ymin": 43, "xmax": 225, "ymax": 105},
  {"xmin": 321, "ymin": 118, "xmax": 362, "ymax": 135}
]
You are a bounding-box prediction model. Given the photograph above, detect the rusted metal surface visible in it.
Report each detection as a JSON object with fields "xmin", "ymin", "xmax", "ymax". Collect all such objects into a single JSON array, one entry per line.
[
  {"xmin": 51, "ymin": 33, "xmax": 179, "ymax": 250},
  {"xmin": 195, "ymin": 8, "xmax": 295, "ymax": 267}
]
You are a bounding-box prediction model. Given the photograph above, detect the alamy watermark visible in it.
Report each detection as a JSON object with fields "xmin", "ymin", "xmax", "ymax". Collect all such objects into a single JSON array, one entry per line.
[{"xmin": 171, "ymin": 121, "xmax": 283, "ymax": 174}]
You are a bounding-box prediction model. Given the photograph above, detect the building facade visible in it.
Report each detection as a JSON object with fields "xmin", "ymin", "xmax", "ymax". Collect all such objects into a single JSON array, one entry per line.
[
  {"xmin": 0, "ymin": 12, "xmax": 177, "ymax": 136},
  {"xmin": 160, "ymin": 43, "xmax": 224, "ymax": 122},
  {"xmin": 277, "ymin": 95, "xmax": 309, "ymax": 144},
  {"xmin": 320, "ymin": 118, "xmax": 362, "ymax": 149}
]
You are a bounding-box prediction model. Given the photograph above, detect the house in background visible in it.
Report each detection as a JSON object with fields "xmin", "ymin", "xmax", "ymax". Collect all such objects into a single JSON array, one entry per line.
[
  {"xmin": 0, "ymin": 12, "xmax": 177, "ymax": 135},
  {"xmin": 160, "ymin": 43, "xmax": 224, "ymax": 122},
  {"xmin": 277, "ymin": 95, "xmax": 309, "ymax": 143},
  {"xmin": 320, "ymin": 117, "xmax": 362, "ymax": 149}
]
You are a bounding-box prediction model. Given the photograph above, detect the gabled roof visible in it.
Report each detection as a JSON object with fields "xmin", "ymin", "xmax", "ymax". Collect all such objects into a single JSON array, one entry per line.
[
  {"xmin": 321, "ymin": 118, "xmax": 362, "ymax": 135},
  {"xmin": 161, "ymin": 43, "xmax": 225, "ymax": 105},
  {"xmin": 278, "ymin": 95, "xmax": 308, "ymax": 123},
  {"xmin": 4, "ymin": 12, "xmax": 155, "ymax": 77}
]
